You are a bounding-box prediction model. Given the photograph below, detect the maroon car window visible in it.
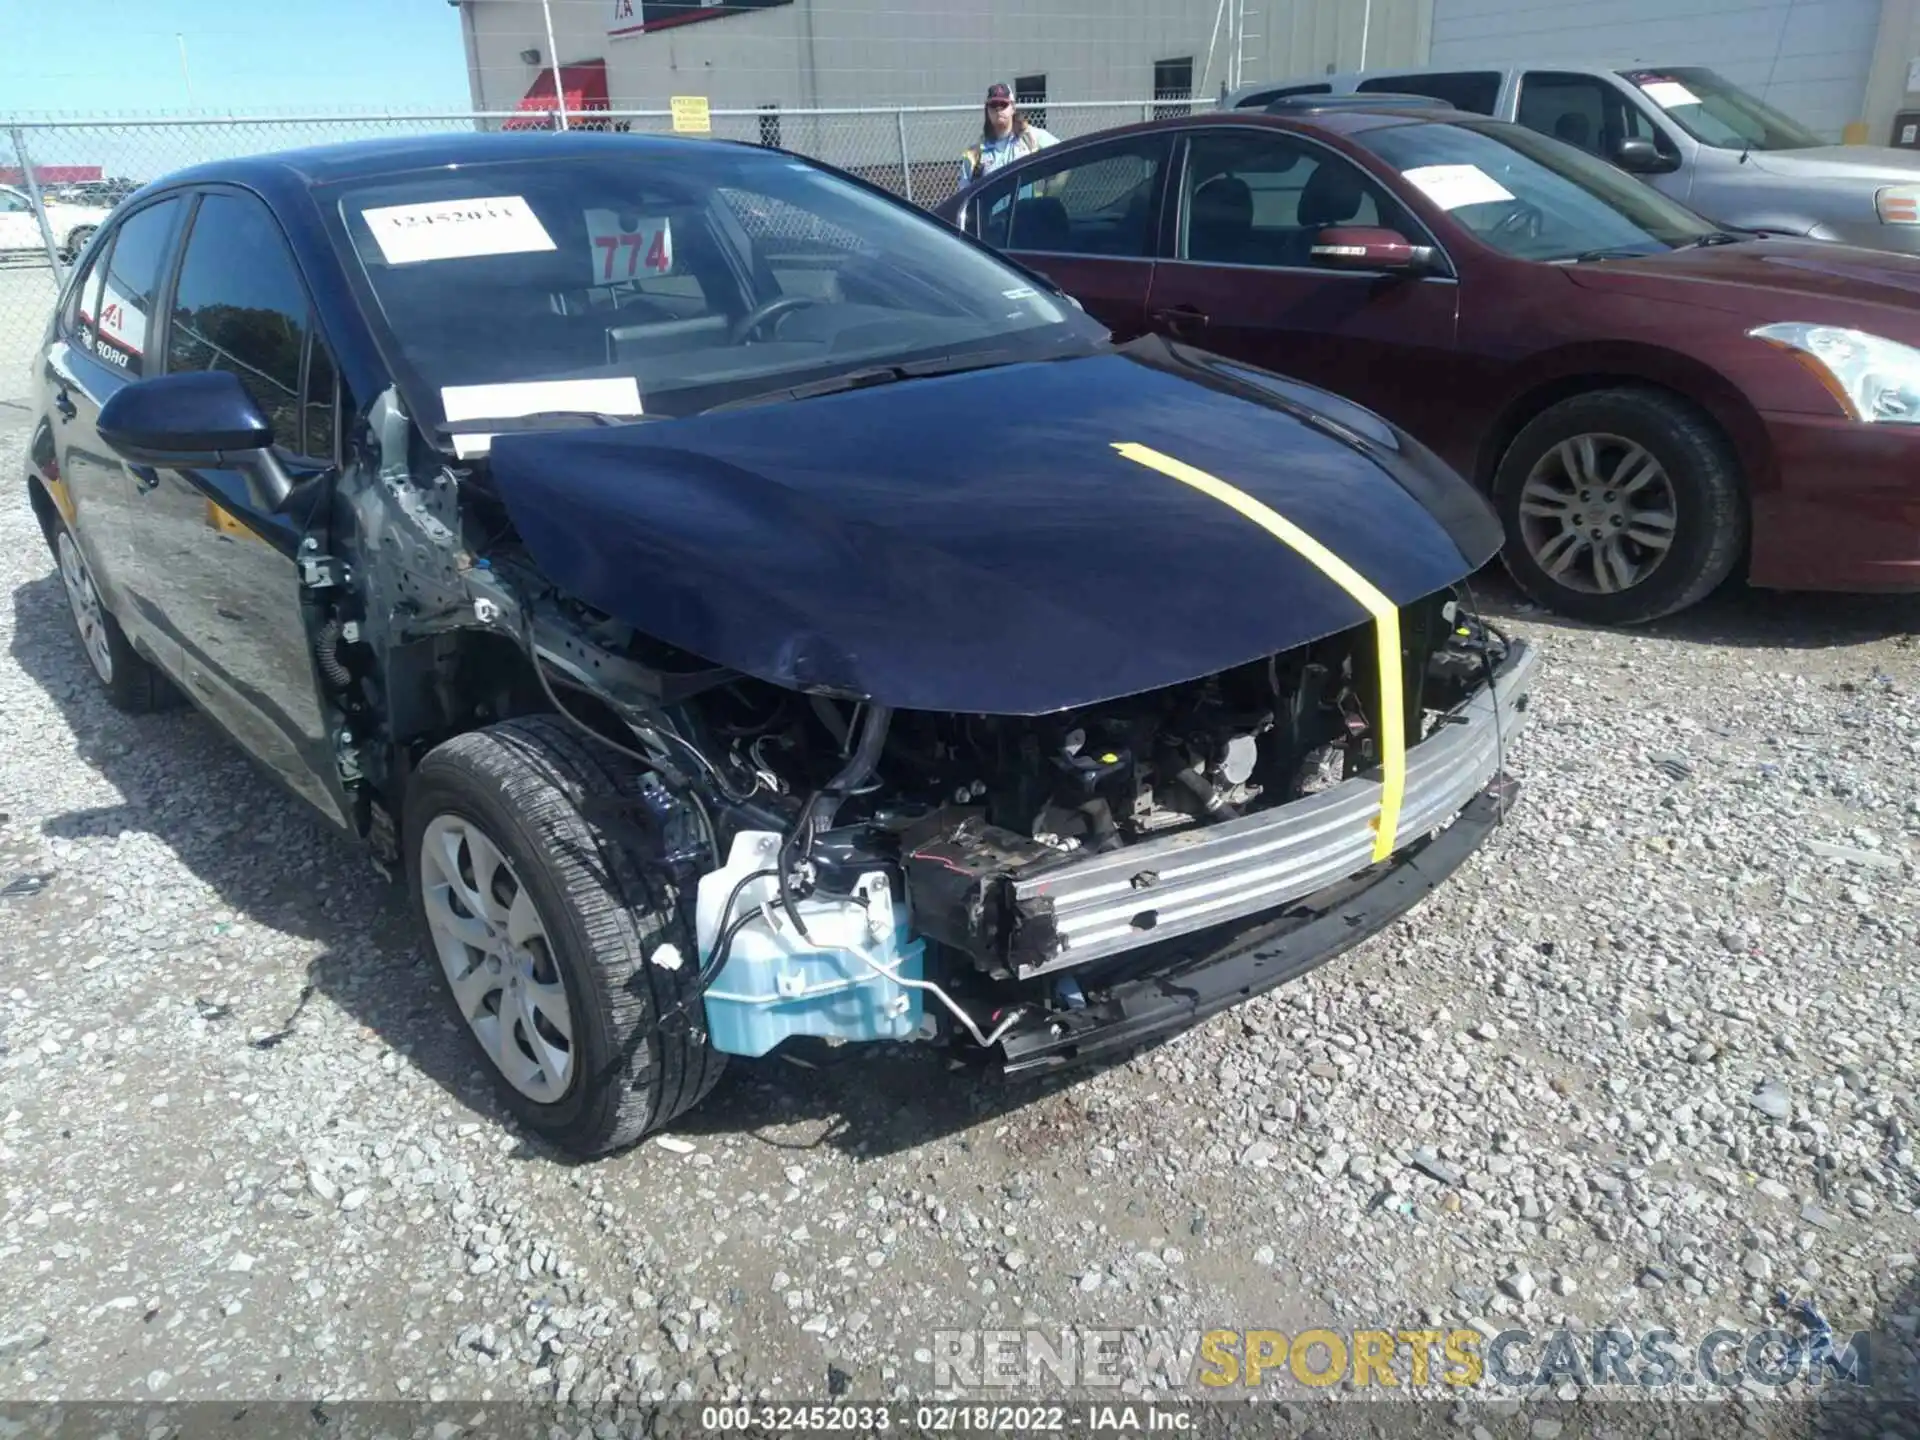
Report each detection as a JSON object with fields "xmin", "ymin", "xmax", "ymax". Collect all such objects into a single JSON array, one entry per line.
[
  {"xmin": 1357, "ymin": 72, "xmax": 1501, "ymax": 115},
  {"xmin": 1357, "ymin": 120, "xmax": 1716, "ymax": 262},
  {"xmin": 1176, "ymin": 131, "xmax": 1418, "ymax": 268},
  {"xmin": 977, "ymin": 137, "xmax": 1167, "ymax": 258}
]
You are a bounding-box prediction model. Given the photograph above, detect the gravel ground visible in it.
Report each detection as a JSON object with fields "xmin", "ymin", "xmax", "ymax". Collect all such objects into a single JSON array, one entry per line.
[{"xmin": 1, "ymin": 415, "xmax": 1916, "ymax": 1412}]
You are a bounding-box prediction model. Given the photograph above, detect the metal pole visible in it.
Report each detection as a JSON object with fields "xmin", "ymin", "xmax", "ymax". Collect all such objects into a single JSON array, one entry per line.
[
  {"xmin": 541, "ymin": 0, "xmax": 568, "ymax": 131},
  {"xmin": 177, "ymin": 33, "xmax": 193, "ymax": 103},
  {"xmin": 1359, "ymin": 0, "xmax": 1372, "ymax": 70},
  {"xmin": 896, "ymin": 109, "xmax": 914, "ymax": 203},
  {"xmin": 10, "ymin": 128, "xmax": 67, "ymax": 279}
]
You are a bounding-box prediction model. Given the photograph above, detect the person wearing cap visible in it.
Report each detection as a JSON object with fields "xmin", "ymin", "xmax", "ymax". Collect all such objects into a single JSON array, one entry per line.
[{"xmin": 960, "ymin": 83, "xmax": 1059, "ymax": 191}]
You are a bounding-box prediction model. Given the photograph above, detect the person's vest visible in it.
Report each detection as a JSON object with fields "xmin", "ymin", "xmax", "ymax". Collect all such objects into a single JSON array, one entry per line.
[{"xmin": 963, "ymin": 129, "xmax": 1041, "ymax": 183}]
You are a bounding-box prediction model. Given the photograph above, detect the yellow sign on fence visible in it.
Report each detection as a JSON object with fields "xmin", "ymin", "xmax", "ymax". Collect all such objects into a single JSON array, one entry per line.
[{"xmin": 670, "ymin": 96, "xmax": 711, "ymax": 134}]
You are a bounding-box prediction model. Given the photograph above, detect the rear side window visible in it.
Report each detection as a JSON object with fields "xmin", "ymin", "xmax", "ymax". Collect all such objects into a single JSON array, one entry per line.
[
  {"xmin": 61, "ymin": 239, "xmax": 107, "ymax": 346},
  {"xmin": 85, "ymin": 198, "xmax": 184, "ymax": 378},
  {"xmin": 1358, "ymin": 72, "xmax": 1502, "ymax": 115},
  {"xmin": 977, "ymin": 138, "xmax": 1168, "ymax": 258},
  {"xmin": 167, "ymin": 192, "xmax": 330, "ymax": 454}
]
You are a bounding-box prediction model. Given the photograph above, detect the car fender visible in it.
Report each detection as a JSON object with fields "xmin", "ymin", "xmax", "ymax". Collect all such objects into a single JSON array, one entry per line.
[{"xmin": 1476, "ymin": 338, "xmax": 1776, "ymax": 499}]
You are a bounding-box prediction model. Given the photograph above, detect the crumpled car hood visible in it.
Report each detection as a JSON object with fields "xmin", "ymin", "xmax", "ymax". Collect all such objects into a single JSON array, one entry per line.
[{"xmin": 486, "ymin": 338, "xmax": 1501, "ymax": 715}]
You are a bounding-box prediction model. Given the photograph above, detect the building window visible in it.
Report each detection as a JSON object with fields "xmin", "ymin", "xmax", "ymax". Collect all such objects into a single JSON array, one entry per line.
[
  {"xmin": 1015, "ymin": 74, "xmax": 1047, "ymax": 131},
  {"xmin": 1154, "ymin": 57, "xmax": 1193, "ymax": 119},
  {"xmin": 758, "ymin": 103, "xmax": 782, "ymax": 148}
]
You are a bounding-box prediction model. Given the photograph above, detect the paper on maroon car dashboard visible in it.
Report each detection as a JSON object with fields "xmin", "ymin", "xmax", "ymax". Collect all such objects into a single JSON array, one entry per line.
[{"xmin": 1400, "ymin": 164, "xmax": 1514, "ymax": 211}]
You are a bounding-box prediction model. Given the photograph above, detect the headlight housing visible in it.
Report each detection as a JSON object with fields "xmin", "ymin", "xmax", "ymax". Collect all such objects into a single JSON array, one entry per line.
[
  {"xmin": 1750, "ymin": 322, "xmax": 1920, "ymax": 424},
  {"xmin": 1876, "ymin": 185, "xmax": 1920, "ymax": 224}
]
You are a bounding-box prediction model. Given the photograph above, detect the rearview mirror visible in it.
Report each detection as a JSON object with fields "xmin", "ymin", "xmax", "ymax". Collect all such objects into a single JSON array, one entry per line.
[
  {"xmin": 1309, "ymin": 226, "xmax": 1437, "ymax": 274},
  {"xmin": 99, "ymin": 370, "xmax": 295, "ymax": 512},
  {"xmin": 1611, "ymin": 137, "xmax": 1678, "ymax": 174}
]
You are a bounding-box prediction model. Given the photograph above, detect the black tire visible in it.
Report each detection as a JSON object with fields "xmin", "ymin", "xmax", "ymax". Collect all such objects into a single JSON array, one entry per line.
[
  {"xmin": 45, "ymin": 511, "xmax": 176, "ymax": 713},
  {"xmin": 1493, "ymin": 387, "xmax": 1746, "ymax": 625},
  {"xmin": 62, "ymin": 226, "xmax": 95, "ymax": 263},
  {"xmin": 403, "ymin": 716, "xmax": 724, "ymax": 1157}
]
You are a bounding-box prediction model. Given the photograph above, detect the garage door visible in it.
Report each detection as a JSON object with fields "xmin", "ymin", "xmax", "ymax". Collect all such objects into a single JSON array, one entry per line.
[{"xmin": 1428, "ymin": 0, "xmax": 1879, "ymax": 141}]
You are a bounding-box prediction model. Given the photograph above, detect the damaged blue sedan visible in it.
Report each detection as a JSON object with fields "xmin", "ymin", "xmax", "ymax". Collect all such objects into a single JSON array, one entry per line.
[{"xmin": 25, "ymin": 133, "xmax": 1537, "ymax": 1156}]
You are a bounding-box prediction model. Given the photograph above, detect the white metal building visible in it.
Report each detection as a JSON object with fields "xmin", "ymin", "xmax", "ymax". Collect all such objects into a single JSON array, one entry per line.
[
  {"xmin": 456, "ymin": 0, "xmax": 1430, "ymax": 119},
  {"xmin": 456, "ymin": 0, "xmax": 1920, "ymax": 156}
]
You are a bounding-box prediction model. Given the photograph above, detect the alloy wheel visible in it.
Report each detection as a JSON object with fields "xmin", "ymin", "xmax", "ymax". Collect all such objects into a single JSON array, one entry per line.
[
  {"xmin": 55, "ymin": 530, "xmax": 115, "ymax": 684},
  {"xmin": 418, "ymin": 814, "xmax": 575, "ymax": 1104},
  {"xmin": 1515, "ymin": 433, "xmax": 1678, "ymax": 596}
]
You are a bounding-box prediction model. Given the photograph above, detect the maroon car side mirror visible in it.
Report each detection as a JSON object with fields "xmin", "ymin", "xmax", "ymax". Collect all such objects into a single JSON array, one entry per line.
[{"xmin": 1309, "ymin": 226, "xmax": 1438, "ymax": 275}]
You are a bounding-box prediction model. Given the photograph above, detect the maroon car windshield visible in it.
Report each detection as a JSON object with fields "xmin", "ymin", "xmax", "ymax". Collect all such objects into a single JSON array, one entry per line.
[{"xmin": 1355, "ymin": 120, "xmax": 1720, "ymax": 263}]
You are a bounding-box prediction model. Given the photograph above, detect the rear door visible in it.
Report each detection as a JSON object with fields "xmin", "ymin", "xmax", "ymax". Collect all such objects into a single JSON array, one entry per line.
[
  {"xmin": 1141, "ymin": 127, "xmax": 1461, "ymax": 441},
  {"xmin": 966, "ymin": 132, "xmax": 1173, "ymax": 341},
  {"xmin": 130, "ymin": 187, "xmax": 351, "ymax": 827},
  {"xmin": 41, "ymin": 195, "xmax": 188, "ymax": 627}
]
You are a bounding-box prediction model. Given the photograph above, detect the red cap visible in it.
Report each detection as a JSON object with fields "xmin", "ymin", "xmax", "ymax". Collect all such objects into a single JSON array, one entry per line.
[{"xmin": 985, "ymin": 83, "xmax": 1013, "ymax": 104}]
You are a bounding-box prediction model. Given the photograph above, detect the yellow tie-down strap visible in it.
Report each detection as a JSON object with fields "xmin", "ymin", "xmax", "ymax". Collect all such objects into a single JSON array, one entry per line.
[{"xmin": 1112, "ymin": 442, "xmax": 1406, "ymax": 863}]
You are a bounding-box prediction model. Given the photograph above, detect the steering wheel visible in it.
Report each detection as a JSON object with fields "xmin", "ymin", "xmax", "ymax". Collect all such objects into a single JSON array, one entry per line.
[
  {"xmin": 729, "ymin": 294, "xmax": 825, "ymax": 344},
  {"xmin": 1489, "ymin": 202, "xmax": 1545, "ymax": 242}
]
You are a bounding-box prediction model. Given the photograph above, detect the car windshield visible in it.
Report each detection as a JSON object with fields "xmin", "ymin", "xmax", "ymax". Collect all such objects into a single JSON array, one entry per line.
[
  {"xmin": 1621, "ymin": 67, "xmax": 1827, "ymax": 152},
  {"xmin": 322, "ymin": 145, "xmax": 1101, "ymax": 436},
  {"xmin": 1356, "ymin": 119, "xmax": 1719, "ymax": 262}
]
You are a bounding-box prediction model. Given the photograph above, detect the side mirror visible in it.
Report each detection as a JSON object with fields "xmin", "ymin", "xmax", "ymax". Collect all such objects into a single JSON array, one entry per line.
[
  {"xmin": 98, "ymin": 370, "xmax": 295, "ymax": 511},
  {"xmin": 1611, "ymin": 136, "xmax": 1678, "ymax": 174},
  {"xmin": 1309, "ymin": 226, "xmax": 1437, "ymax": 275}
]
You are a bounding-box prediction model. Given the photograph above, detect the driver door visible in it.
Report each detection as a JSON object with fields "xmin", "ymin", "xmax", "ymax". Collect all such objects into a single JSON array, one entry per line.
[
  {"xmin": 1143, "ymin": 129, "xmax": 1461, "ymax": 442},
  {"xmin": 133, "ymin": 188, "xmax": 353, "ymax": 829}
]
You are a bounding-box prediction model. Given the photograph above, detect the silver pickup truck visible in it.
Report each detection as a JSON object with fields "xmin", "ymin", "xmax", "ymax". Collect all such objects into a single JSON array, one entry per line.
[{"xmin": 1228, "ymin": 63, "xmax": 1920, "ymax": 256}]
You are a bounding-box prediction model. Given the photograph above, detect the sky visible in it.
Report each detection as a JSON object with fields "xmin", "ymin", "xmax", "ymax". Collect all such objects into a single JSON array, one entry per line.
[{"xmin": 0, "ymin": 0, "xmax": 473, "ymax": 115}]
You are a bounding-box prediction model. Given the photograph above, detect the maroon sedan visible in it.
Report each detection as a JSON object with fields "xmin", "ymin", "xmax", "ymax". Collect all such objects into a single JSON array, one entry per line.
[{"xmin": 934, "ymin": 105, "xmax": 1920, "ymax": 623}]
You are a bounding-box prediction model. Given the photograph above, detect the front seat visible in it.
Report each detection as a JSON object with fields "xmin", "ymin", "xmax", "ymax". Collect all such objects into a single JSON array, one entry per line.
[
  {"xmin": 1011, "ymin": 195, "xmax": 1072, "ymax": 252},
  {"xmin": 1292, "ymin": 162, "xmax": 1370, "ymax": 264},
  {"xmin": 1188, "ymin": 175, "xmax": 1254, "ymax": 263},
  {"xmin": 1554, "ymin": 112, "xmax": 1593, "ymax": 152}
]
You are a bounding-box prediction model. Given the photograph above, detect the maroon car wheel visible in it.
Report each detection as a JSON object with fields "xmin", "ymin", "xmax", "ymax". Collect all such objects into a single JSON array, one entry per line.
[{"xmin": 1494, "ymin": 388, "xmax": 1746, "ymax": 625}]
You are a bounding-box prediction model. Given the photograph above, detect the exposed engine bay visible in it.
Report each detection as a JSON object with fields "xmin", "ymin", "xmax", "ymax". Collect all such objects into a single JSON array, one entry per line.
[{"xmin": 445, "ymin": 559, "xmax": 1519, "ymax": 1065}]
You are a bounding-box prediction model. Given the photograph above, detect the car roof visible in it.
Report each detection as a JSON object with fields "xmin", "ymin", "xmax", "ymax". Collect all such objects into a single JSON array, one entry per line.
[
  {"xmin": 1226, "ymin": 60, "xmax": 1675, "ymax": 104},
  {"xmin": 140, "ymin": 130, "xmax": 752, "ymax": 194}
]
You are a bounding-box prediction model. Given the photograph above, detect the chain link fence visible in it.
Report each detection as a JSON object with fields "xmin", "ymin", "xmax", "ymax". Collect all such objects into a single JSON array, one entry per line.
[{"xmin": 0, "ymin": 99, "xmax": 1210, "ymax": 405}]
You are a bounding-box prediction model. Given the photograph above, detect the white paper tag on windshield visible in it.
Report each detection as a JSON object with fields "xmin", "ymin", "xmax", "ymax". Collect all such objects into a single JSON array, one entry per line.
[
  {"xmin": 362, "ymin": 195, "xmax": 556, "ymax": 265},
  {"xmin": 585, "ymin": 208, "xmax": 673, "ymax": 282},
  {"xmin": 442, "ymin": 378, "xmax": 644, "ymax": 458},
  {"xmin": 1402, "ymin": 163, "xmax": 1515, "ymax": 210},
  {"xmin": 1639, "ymin": 80, "xmax": 1701, "ymax": 110}
]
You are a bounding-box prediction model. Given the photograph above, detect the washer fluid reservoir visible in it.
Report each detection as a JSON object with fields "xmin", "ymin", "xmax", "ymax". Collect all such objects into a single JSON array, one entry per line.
[{"xmin": 696, "ymin": 831, "xmax": 925, "ymax": 1058}]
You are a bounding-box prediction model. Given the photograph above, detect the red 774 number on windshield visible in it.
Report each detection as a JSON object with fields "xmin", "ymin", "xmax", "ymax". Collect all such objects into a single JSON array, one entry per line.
[{"xmin": 587, "ymin": 211, "xmax": 672, "ymax": 281}]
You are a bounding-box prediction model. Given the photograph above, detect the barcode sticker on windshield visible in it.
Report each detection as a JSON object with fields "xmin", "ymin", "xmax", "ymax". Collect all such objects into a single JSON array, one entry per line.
[
  {"xmin": 1402, "ymin": 164, "xmax": 1515, "ymax": 211},
  {"xmin": 362, "ymin": 195, "xmax": 555, "ymax": 265},
  {"xmin": 586, "ymin": 209, "xmax": 674, "ymax": 281},
  {"xmin": 1639, "ymin": 80, "xmax": 1701, "ymax": 110}
]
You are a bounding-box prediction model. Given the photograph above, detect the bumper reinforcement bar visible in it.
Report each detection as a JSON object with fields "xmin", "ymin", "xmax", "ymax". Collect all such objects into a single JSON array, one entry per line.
[
  {"xmin": 1009, "ymin": 638, "xmax": 1538, "ymax": 975},
  {"xmin": 994, "ymin": 772, "xmax": 1522, "ymax": 1077}
]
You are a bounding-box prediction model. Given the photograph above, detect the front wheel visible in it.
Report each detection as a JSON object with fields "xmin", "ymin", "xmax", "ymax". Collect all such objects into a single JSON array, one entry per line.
[
  {"xmin": 403, "ymin": 716, "xmax": 725, "ymax": 1157},
  {"xmin": 62, "ymin": 226, "xmax": 95, "ymax": 263},
  {"xmin": 1494, "ymin": 388, "xmax": 1746, "ymax": 625}
]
